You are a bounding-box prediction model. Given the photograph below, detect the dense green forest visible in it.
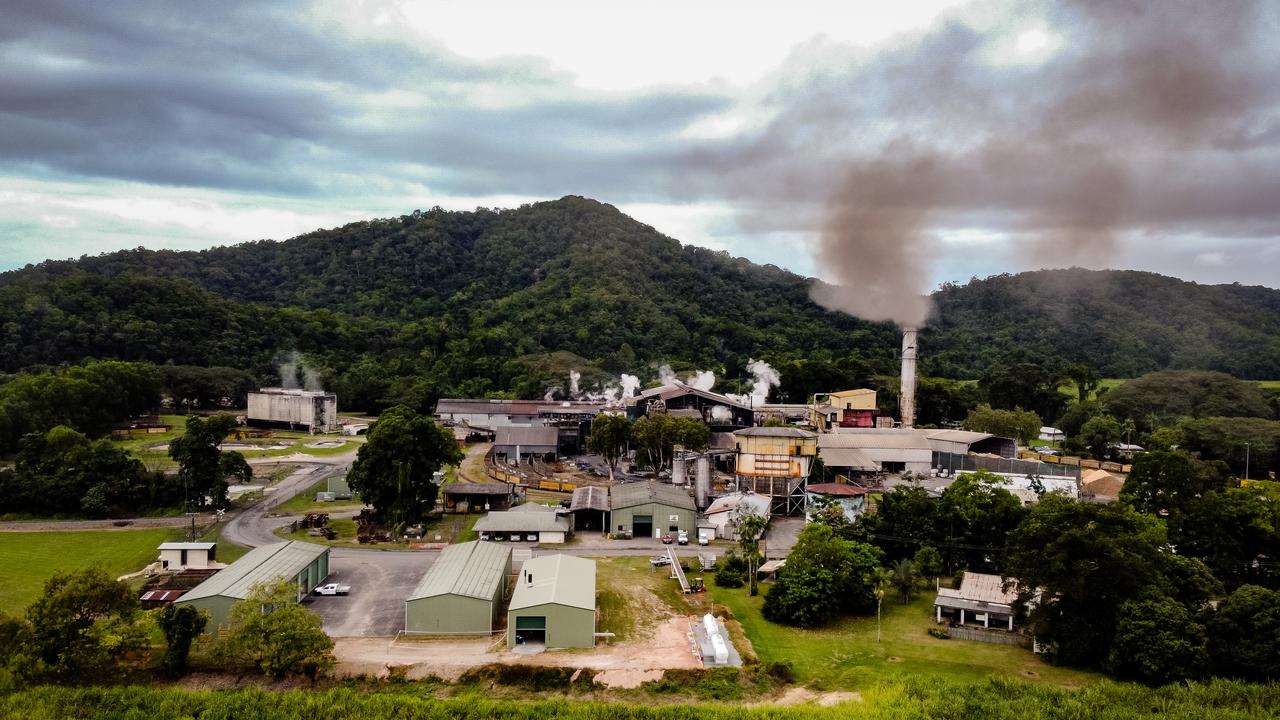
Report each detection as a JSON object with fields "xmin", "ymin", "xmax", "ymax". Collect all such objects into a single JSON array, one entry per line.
[{"xmin": 3, "ymin": 197, "xmax": 1279, "ymax": 407}]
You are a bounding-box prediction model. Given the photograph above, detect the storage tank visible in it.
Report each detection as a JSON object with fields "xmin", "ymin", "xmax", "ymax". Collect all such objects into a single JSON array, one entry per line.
[{"xmin": 695, "ymin": 455, "xmax": 711, "ymax": 509}]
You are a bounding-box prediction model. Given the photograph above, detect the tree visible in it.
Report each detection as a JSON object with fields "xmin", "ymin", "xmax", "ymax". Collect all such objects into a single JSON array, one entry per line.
[
  {"xmin": 1106, "ymin": 595, "xmax": 1209, "ymax": 685},
  {"xmin": 1004, "ymin": 495, "xmax": 1177, "ymax": 668},
  {"xmin": 1079, "ymin": 414, "xmax": 1122, "ymax": 460},
  {"xmin": 587, "ymin": 414, "xmax": 632, "ymax": 479},
  {"xmin": 871, "ymin": 566, "xmax": 893, "ymax": 642},
  {"xmin": 631, "ymin": 414, "xmax": 708, "ymax": 475},
  {"xmin": 1121, "ymin": 450, "xmax": 1228, "ymax": 517},
  {"xmin": 936, "ymin": 470, "xmax": 1025, "ymax": 571},
  {"xmin": 961, "ymin": 404, "xmax": 1042, "ymax": 444},
  {"xmin": 1148, "ymin": 425, "xmax": 1185, "ymax": 451},
  {"xmin": 24, "ymin": 567, "xmax": 146, "ymax": 681},
  {"xmin": 912, "ymin": 546, "xmax": 943, "ymax": 578},
  {"xmin": 978, "ymin": 362, "xmax": 1064, "ymax": 424},
  {"xmin": 168, "ymin": 414, "xmax": 242, "ymax": 510},
  {"xmin": 1171, "ymin": 485, "xmax": 1279, "ymax": 590},
  {"xmin": 1065, "ymin": 363, "xmax": 1101, "ymax": 404},
  {"xmin": 891, "ymin": 559, "xmax": 919, "ymax": 603},
  {"xmin": 346, "ymin": 405, "xmax": 462, "ymax": 529},
  {"xmin": 762, "ymin": 524, "xmax": 882, "ymax": 627},
  {"xmin": 859, "ymin": 485, "xmax": 937, "ymax": 562},
  {"xmin": 1103, "ymin": 370, "xmax": 1273, "ymax": 431},
  {"xmin": 737, "ymin": 510, "xmax": 768, "ymax": 597},
  {"xmin": 1206, "ymin": 585, "xmax": 1280, "ymax": 681},
  {"xmin": 216, "ymin": 580, "xmax": 334, "ymax": 679},
  {"xmin": 157, "ymin": 604, "xmax": 207, "ymax": 678}
]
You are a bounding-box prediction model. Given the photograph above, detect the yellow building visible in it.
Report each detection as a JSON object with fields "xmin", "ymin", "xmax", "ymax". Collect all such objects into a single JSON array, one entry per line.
[
  {"xmin": 812, "ymin": 388, "xmax": 878, "ymax": 431},
  {"xmin": 733, "ymin": 427, "xmax": 818, "ymax": 515}
]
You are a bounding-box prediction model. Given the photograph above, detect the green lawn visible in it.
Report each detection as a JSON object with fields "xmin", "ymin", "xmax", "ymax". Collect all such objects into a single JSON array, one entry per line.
[
  {"xmin": 272, "ymin": 477, "xmax": 363, "ymax": 516},
  {"xmin": 709, "ymin": 584, "xmax": 1098, "ymax": 691},
  {"xmin": 196, "ymin": 523, "xmax": 251, "ymax": 565},
  {"xmin": 0, "ymin": 529, "xmax": 181, "ymax": 610}
]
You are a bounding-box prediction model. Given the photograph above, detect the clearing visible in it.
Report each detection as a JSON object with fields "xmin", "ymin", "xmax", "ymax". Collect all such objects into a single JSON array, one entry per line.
[
  {"xmin": 710, "ymin": 584, "xmax": 1097, "ymax": 691},
  {"xmin": 0, "ymin": 528, "xmax": 180, "ymax": 610}
]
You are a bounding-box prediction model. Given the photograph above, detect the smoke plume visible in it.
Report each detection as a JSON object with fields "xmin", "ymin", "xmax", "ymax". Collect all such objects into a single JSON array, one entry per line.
[
  {"xmin": 686, "ymin": 1, "xmax": 1277, "ymax": 323},
  {"xmin": 657, "ymin": 364, "xmax": 677, "ymax": 386},
  {"xmin": 278, "ymin": 351, "xmax": 323, "ymax": 391},
  {"xmin": 569, "ymin": 370, "xmax": 581, "ymax": 396}
]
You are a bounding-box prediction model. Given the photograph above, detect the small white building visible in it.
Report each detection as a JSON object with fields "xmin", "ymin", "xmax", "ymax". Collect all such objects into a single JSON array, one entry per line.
[
  {"xmin": 934, "ymin": 572, "xmax": 1020, "ymax": 631},
  {"xmin": 474, "ymin": 504, "xmax": 570, "ymax": 543},
  {"xmin": 702, "ymin": 492, "xmax": 771, "ymax": 540},
  {"xmin": 157, "ymin": 542, "xmax": 218, "ymax": 571}
]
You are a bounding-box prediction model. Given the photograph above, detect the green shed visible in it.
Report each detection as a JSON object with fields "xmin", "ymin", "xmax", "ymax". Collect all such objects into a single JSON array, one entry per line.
[
  {"xmin": 609, "ymin": 481, "xmax": 696, "ymax": 539},
  {"xmin": 405, "ymin": 540, "xmax": 512, "ymax": 634},
  {"xmin": 174, "ymin": 540, "xmax": 329, "ymax": 632},
  {"xmin": 507, "ymin": 554, "xmax": 596, "ymax": 649}
]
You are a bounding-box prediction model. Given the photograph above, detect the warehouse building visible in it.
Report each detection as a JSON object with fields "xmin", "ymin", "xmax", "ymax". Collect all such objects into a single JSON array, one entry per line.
[
  {"xmin": 494, "ymin": 426, "xmax": 560, "ymax": 461},
  {"xmin": 569, "ymin": 485, "xmax": 611, "ymax": 532},
  {"xmin": 626, "ymin": 381, "xmax": 753, "ymax": 429},
  {"xmin": 174, "ymin": 541, "xmax": 330, "ymax": 632},
  {"xmin": 508, "ymin": 554, "xmax": 597, "ymax": 649},
  {"xmin": 610, "ymin": 481, "xmax": 696, "ymax": 539},
  {"xmin": 817, "ymin": 429, "xmax": 933, "ymax": 476},
  {"xmin": 922, "ymin": 429, "xmax": 1017, "ymax": 458},
  {"xmin": 475, "ymin": 504, "xmax": 571, "ymax": 543},
  {"xmin": 246, "ymin": 388, "xmax": 339, "ymax": 434},
  {"xmin": 442, "ymin": 481, "xmax": 517, "ymax": 512},
  {"xmin": 405, "ymin": 540, "xmax": 512, "ymax": 635}
]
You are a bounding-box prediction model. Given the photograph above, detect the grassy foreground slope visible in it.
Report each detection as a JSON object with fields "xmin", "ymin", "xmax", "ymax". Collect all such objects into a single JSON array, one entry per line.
[
  {"xmin": 3, "ymin": 681, "xmax": 1278, "ymax": 720},
  {"xmin": 0, "ymin": 529, "xmax": 179, "ymax": 609}
]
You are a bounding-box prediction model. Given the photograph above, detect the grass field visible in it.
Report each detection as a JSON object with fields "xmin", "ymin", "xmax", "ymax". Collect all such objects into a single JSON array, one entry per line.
[
  {"xmin": 272, "ymin": 477, "xmax": 363, "ymax": 515},
  {"xmin": 709, "ymin": 583, "xmax": 1097, "ymax": 691},
  {"xmin": 0, "ymin": 529, "xmax": 181, "ymax": 610},
  {"xmin": 594, "ymin": 556, "xmax": 706, "ymax": 641}
]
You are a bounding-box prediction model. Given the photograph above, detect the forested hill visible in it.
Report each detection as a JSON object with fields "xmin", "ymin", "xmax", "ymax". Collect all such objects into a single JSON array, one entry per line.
[
  {"xmin": 927, "ymin": 269, "xmax": 1280, "ymax": 379},
  {"xmin": 2, "ymin": 196, "xmax": 1279, "ymax": 406}
]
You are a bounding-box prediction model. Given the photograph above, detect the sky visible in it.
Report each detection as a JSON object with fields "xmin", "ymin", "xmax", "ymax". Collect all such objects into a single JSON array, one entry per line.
[{"xmin": 1, "ymin": 0, "xmax": 1278, "ymax": 306}]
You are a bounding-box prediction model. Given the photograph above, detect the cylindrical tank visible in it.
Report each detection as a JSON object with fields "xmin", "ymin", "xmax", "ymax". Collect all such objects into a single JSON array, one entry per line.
[
  {"xmin": 673, "ymin": 456, "xmax": 687, "ymax": 486},
  {"xmin": 696, "ymin": 455, "xmax": 711, "ymax": 509}
]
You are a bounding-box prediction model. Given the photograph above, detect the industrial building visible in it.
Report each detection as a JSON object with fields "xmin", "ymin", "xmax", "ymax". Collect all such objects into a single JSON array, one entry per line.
[
  {"xmin": 702, "ymin": 492, "xmax": 771, "ymax": 539},
  {"xmin": 922, "ymin": 429, "xmax": 1017, "ymax": 458},
  {"xmin": 405, "ymin": 541, "xmax": 512, "ymax": 635},
  {"xmin": 817, "ymin": 429, "xmax": 933, "ymax": 476},
  {"xmin": 493, "ymin": 426, "xmax": 560, "ymax": 461},
  {"xmin": 174, "ymin": 541, "xmax": 330, "ymax": 632},
  {"xmin": 475, "ymin": 504, "xmax": 571, "ymax": 543},
  {"xmin": 442, "ymin": 482, "xmax": 517, "ymax": 512},
  {"xmin": 568, "ymin": 485, "xmax": 611, "ymax": 532},
  {"xmin": 627, "ymin": 381, "xmax": 753, "ymax": 429},
  {"xmin": 805, "ymin": 483, "xmax": 869, "ymax": 523},
  {"xmin": 811, "ymin": 388, "xmax": 881, "ymax": 431},
  {"xmin": 435, "ymin": 399, "xmax": 604, "ymax": 430},
  {"xmin": 246, "ymin": 388, "xmax": 338, "ymax": 434},
  {"xmin": 609, "ymin": 481, "xmax": 697, "ymax": 539},
  {"xmin": 733, "ymin": 426, "xmax": 817, "ymax": 515},
  {"xmin": 157, "ymin": 542, "xmax": 218, "ymax": 571},
  {"xmin": 508, "ymin": 554, "xmax": 597, "ymax": 649}
]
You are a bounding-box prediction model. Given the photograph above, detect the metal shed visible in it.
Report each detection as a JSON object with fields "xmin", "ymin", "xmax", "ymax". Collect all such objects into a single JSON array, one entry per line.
[
  {"xmin": 507, "ymin": 554, "xmax": 596, "ymax": 649},
  {"xmin": 494, "ymin": 426, "xmax": 559, "ymax": 459},
  {"xmin": 609, "ymin": 481, "xmax": 696, "ymax": 539},
  {"xmin": 405, "ymin": 541, "xmax": 512, "ymax": 635},
  {"xmin": 442, "ymin": 481, "xmax": 516, "ymax": 512},
  {"xmin": 922, "ymin": 429, "xmax": 1017, "ymax": 458},
  {"xmin": 174, "ymin": 541, "xmax": 329, "ymax": 632},
  {"xmin": 474, "ymin": 506, "xmax": 570, "ymax": 543}
]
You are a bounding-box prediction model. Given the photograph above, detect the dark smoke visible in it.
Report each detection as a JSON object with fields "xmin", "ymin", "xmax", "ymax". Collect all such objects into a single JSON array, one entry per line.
[{"xmin": 688, "ymin": 1, "xmax": 1277, "ymax": 324}]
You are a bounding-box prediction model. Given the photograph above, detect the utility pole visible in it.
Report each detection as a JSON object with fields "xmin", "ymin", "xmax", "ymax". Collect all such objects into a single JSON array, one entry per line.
[{"xmin": 1244, "ymin": 442, "xmax": 1250, "ymax": 481}]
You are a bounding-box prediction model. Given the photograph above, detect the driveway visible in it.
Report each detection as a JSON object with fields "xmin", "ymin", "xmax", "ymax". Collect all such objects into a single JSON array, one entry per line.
[
  {"xmin": 763, "ymin": 516, "xmax": 804, "ymax": 558},
  {"xmin": 309, "ymin": 548, "xmax": 435, "ymax": 637}
]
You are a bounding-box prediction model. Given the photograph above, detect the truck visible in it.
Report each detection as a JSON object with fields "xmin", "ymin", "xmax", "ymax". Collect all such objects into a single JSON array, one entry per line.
[{"xmin": 314, "ymin": 582, "xmax": 351, "ymax": 596}]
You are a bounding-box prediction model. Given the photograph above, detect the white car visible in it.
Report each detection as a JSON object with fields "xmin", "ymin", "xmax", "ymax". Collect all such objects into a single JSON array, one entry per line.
[
  {"xmin": 677, "ymin": 531, "xmax": 689, "ymax": 545},
  {"xmin": 314, "ymin": 583, "xmax": 351, "ymax": 596}
]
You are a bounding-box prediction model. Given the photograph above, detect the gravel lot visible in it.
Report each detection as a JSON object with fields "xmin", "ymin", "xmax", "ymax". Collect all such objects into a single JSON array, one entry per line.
[{"xmin": 308, "ymin": 549, "xmax": 436, "ymax": 637}]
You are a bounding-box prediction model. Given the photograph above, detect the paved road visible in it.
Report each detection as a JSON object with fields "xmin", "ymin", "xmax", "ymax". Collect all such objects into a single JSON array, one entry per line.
[{"xmin": 222, "ymin": 462, "xmax": 343, "ymax": 546}]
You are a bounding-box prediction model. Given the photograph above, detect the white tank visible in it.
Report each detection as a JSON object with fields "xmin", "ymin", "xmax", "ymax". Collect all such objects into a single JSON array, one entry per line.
[
  {"xmin": 673, "ymin": 456, "xmax": 687, "ymax": 486},
  {"xmin": 696, "ymin": 455, "xmax": 711, "ymax": 509}
]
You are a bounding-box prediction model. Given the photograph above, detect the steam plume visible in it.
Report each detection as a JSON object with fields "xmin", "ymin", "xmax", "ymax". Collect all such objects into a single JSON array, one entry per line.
[
  {"xmin": 569, "ymin": 370, "xmax": 581, "ymax": 396},
  {"xmin": 689, "ymin": 370, "xmax": 716, "ymax": 391},
  {"xmin": 620, "ymin": 374, "xmax": 641, "ymax": 398}
]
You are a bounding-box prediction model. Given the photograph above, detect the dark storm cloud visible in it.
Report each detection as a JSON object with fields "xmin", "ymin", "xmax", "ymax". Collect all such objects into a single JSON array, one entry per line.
[
  {"xmin": 0, "ymin": 0, "xmax": 730, "ymax": 196},
  {"xmin": 673, "ymin": 0, "xmax": 1280, "ymax": 322}
]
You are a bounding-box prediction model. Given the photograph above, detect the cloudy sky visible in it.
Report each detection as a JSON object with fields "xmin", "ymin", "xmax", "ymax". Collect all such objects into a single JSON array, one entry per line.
[{"xmin": 1, "ymin": 0, "xmax": 1278, "ymax": 300}]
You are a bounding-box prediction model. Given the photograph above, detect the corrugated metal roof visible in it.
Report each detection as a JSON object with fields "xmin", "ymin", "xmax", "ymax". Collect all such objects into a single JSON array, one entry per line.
[
  {"xmin": 609, "ymin": 481, "xmax": 696, "ymax": 511},
  {"xmin": 510, "ymin": 554, "xmax": 595, "ymax": 611},
  {"xmin": 819, "ymin": 430, "xmax": 933, "ymax": 450},
  {"xmin": 705, "ymin": 493, "xmax": 771, "ymax": 516},
  {"xmin": 495, "ymin": 426, "xmax": 559, "ymax": 446},
  {"xmin": 474, "ymin": 510, "xmax": 569, "ymax": 533},
  {"xmin": 570, "ymin": 485, "xmax": 610, "ymax": 512},
  {"xmin": 637, "ymin": 382, "xmax": 750, "ymax": 410},
  {"xmin": 816, "ymin": 447, "xmax": 877, "ymax": 469},
  {"xmin": 178, "ymin": 541, "xmax": 328, "ymax": 602},
  {"xmin": 922, "ymin": 429, "xmax": 998, "ymax": 444},
  {"xmin": 442, "ymin": 482, "xmax": 513, "ymax": 496},
  {"xmin": 806, "ymin": 483, "xmax": 868, "ymax": 496},
  {"xmin": 936, "ymin": 572, "xmax": 1019, "ymax": 605},
  {"xmin": 734, "ymin": 427, "xmax": 816, "ymax": 438},
  {"xmin": 509, "ymin": 503, "xmax": 557, "ymax": 513},
  {"xmin": 158, "ymin": 542, "xmax": 216, "ymax": 551},
  {"xmin": 408, "ymin": 540, "xmax": 511, "ymax": 602},
  {"xmin": 436, "ymin": 399, "xmax": 515, "ymax": 414}
]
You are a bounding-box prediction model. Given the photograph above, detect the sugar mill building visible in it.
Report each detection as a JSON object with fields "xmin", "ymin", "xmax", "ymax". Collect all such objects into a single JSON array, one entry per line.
[
  {"xmin": 608, "ymin": 480, "xmax": 697, "ymax": 539},
  {"xmin": 507, "ymin": 554, "xmax": 597, "ymax": 649},
  {"xmin": 733, "ymin": 426, "xmax": 818, "ymax": 514},
  {"xmin": 246, "ymin": 388, "xmax": 338, "ymax": 434},
  {"xmin": 626, "ymin": 381, "xmax": 753, "ymax": 429},
  {"xmin": 817, "ymin": 429, "xmax": 933, "ymax": 476},
  {"xmin": 405, "ymin": 541, "xmax": 512, "ymax": 635},
  {"xmin": 174, "ymin": 540, "xmax": 330, "ymax": 632}
]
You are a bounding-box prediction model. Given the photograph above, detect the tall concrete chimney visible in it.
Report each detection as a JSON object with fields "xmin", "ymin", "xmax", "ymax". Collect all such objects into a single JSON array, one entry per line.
[{"xmin": 900, "ymin": 328, "xmax": 918, "ymax": 428}]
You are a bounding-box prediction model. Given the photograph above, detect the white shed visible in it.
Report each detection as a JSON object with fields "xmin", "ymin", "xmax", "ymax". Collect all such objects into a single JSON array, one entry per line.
[{"xmin": 157, "ymin": 542, "xmax": 218, "ymax": 570}]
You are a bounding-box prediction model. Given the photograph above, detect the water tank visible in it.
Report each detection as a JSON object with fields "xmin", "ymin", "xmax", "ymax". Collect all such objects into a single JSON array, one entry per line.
[
  {"xmin": 711, "ymin": 633, "xmax": 729, "ymax": 664},
  {"xmin": 673, "ymin": 457, "xmax": 687, "ymax": 486}
]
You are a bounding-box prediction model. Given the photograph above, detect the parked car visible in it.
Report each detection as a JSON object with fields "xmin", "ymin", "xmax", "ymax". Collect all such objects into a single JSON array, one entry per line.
[
  {"xmin": 661, "ymin": 534, "xmax": 674, "ymax": 545},
  {"xmin": 314, "ymin": 583, "xmax": 351, "ymax": 596},
  {"xmin": 698, "ymin": 535, "xmax": 710, "ymax": 546},
  {"xmin": 677, "ymin": 531, "xmax": 689, "ymax": 545},
  {"xmin": 526, "ymin": 534, "xmax": 538, "ymax": 542},
  {"xmin": 650, "ymin": 555, "xmax": 672, "ymax": 567}
]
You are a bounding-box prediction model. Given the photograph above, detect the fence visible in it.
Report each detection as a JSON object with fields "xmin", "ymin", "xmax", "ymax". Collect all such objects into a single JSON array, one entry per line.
[
  {"xmin": 946, "ymin": 625, "xmax": 1033, "ymax": 648},
  {"xmin": 933, "ymin": 451, "xmax": 1079, "ymax": 479}
]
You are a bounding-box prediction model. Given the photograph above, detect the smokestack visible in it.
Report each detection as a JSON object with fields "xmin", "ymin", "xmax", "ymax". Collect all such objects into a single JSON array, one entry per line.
[{"xmin": 900, "ymin": 328, "xmax": 917, "ymax": 429}]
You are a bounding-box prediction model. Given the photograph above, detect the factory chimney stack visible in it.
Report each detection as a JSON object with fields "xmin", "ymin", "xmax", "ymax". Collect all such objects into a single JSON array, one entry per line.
[{"xmin": 900, "ymin": 328, "xmax": 918, "ymax": 429}]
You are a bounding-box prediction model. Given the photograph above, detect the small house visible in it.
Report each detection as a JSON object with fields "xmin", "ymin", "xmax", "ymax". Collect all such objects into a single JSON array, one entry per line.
[
  {"xmin": 157, "ymin": 542, "xmax": 218, "ymax": 571},
  {"xmin": 934, "ymin": 572, "xmax": 1019, "ymax": 631}
]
